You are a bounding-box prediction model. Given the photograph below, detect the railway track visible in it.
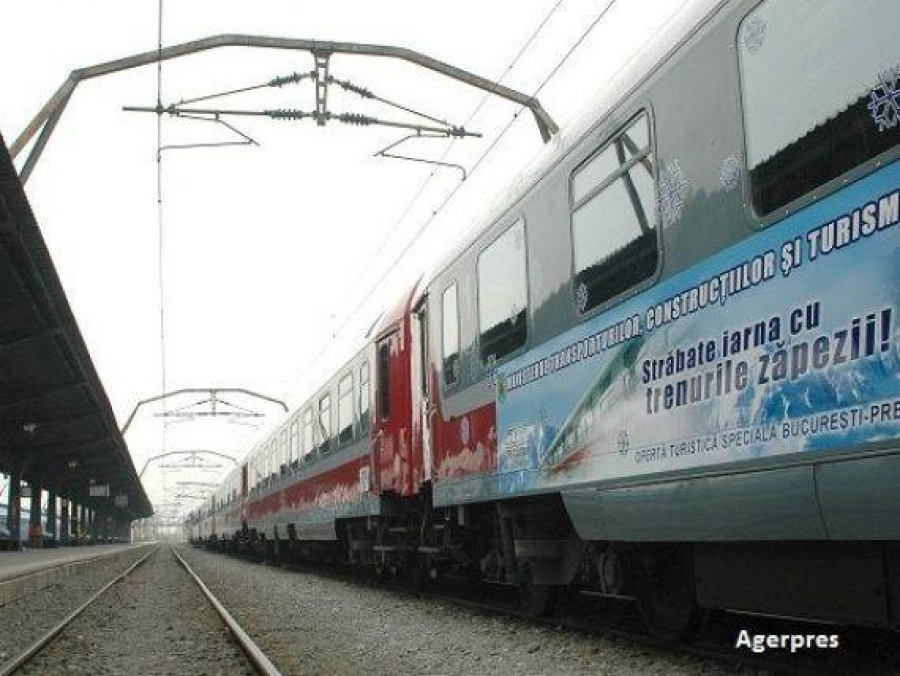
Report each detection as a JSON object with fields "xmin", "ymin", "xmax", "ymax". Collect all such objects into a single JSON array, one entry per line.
[
  {"xmin": 171, "ymin": 546, "xmax": 281, "ymax": 676},
  {"xmin": 0, "ymin": 545, "xmax": 282, "ymax": 676}
]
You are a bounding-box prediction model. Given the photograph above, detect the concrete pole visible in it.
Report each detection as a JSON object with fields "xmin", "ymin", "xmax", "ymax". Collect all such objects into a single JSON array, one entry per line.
[
  {"xmin": 71, "ymin": 501, "xmax": 80, "ymax": 544},
  {"xmin": 59, "ymin": 496, "xmax": 70, "ymax": 545},
  {"xmin": 46, "ymin": 484, "xmax": 57, "ymax": 545},
  {"xmin": 79, "ymin": 504, "xmax": 88, "ymax": 543},
  {"xmin": 89, "ymin": 507, "xmax": 99, "ymax": 541},
  {"xmin": 6, "ymin": 467, "xmax": 22, "ymax": 549},
  {"xmin": 28, "ymin": 478, "xmax": 43, "ymax": 548}
]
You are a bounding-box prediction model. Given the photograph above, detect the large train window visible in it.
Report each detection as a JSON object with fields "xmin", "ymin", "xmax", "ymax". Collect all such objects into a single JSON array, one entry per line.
[
  {"xmin": 338, "ymin": 373, "xmax": 354, "ymax": 444},
  {"xmin": 318, "ymin": 394, "xmax": 332, "ymax": 453},
  {"xmin": 477, "ymin": 220, "xmax": 528, "ymax": 363},
  {"xmin": 279, "ymin": 430, "xmax": 288, "ymax": 473},
  {"xmin": 442, "ymin": 283, "xmax": 460, "ymax": 386},
  {"xmin": 739, "ymin": 0, "xmax": 900, "ymax": 216},
  {"xmin": 571, "ymin": 113, "xmax": 656, "ymax": 315},
  {"xmin": 302, "ymin": 408, "xmax": 314, "ymax": 457},
  {"xmin": 358, "ymin": 362, "xmax": 370, "ymax": 431},
  {"xmin": 289, "ymin": 419, "xmax": 299, "ymax": 465}
]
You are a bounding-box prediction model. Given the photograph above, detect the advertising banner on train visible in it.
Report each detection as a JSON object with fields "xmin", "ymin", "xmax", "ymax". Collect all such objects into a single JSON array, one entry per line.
[{"xmin": 495, "ymin": 161, "xmax": 900, "ymax": 493}]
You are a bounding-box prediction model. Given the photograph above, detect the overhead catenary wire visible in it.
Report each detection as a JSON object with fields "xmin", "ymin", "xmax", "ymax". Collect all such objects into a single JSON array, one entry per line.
[
  {"xmin": 347, "ymin": 0, "xmax": 567, "ymax": 289},
  {"xmin": 156, "ymin": 0, "xmax": 169, "ymax": 460},
  {"xmin": 348, "ymin": 0, "xmax": 621, "ymax": 316},
  {"xmin": 282, "ymin": 0, "xmax": 622, "ymax": 398},
  {"xmin": 280, "ymin": 0, "xmax": 567, "ymax": 398}
]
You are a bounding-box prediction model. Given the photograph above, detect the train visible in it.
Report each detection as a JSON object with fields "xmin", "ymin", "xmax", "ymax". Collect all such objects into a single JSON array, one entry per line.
[{"xmin": 186, "ymin": 0, "xmax": 900, "ymax": 640}]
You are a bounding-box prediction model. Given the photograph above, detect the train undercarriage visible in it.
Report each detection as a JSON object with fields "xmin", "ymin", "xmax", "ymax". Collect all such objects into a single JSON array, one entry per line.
[{"xmin": 189, "ymin": 487, "xmax": 900, "ymax": 641}]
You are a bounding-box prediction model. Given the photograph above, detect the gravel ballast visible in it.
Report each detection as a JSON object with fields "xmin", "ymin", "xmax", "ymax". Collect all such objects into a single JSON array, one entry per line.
[
  {"xmin": 0, "ymin": 546, "xmax": 150, "ymax": 665},
  {"xmin": 177, "ymin": 544, "xmax": 732, "ymax": 675},
  {"xmin": 16, "ymin": 546, "xmax": 253, "ymax": 675}
]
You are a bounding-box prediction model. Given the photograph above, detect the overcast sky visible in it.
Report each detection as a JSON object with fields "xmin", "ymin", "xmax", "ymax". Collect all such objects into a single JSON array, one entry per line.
[{"xmin": 2, "ymin": 0, "xmax": 687, "ymax": 515}]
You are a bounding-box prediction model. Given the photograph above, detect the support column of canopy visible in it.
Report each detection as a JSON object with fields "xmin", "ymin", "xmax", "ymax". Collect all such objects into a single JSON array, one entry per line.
[
  {"xmin": 27, "ymin": 476, "xmax": 43, "ymax": 548},
  {"xmin": 5, "ymin": 465, "xmax": 23, "ymax": 550}
]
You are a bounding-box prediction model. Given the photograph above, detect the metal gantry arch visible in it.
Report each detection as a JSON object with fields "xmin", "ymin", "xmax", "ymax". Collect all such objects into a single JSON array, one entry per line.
[
  {"xmin": 121, "ymin": 387, "xmax": 288, "ymax": 435},
  {"xmin": 137, "ymin": 450, "xmax": 239, "ymax": 479},
  {"xmin": 13, "ymin": 34, "xmax": 559, "ymax": 183}
]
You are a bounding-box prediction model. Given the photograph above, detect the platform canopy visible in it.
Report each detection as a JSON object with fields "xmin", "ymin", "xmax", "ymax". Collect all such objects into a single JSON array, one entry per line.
[{"xmin": 0, "ymin": 133, "xmax": 152, "ymax": 520}]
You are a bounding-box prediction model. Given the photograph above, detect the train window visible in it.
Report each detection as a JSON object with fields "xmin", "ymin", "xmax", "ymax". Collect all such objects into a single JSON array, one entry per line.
[
  {"xmin": 477, "ymin": 219, "xmax": 528, "ymax": 363},
  {"xmin": 302, "ymin": 408, "xmax": 314, "ymax": 457},
  {"xmin": 377, "ymin": 342, "xmax": 391, "ymax": 420},
  {"xmin": 739, "ymin": 0, "xmax": 900, "ymax": 216},
  {"xmin": 571, "ymin": 113, "xmax": 656, "ymax": 314},
  {"xmin": 442, "ymin": 284, "xmax": 460, "ymax": 386},
  {"xmin": 318, "ymin": 394, "xmax": 332, "ymax": 453},
  {"xmin": 572, "ymin": 121, "xmax": 649, "ymax": 204},
  {"xmin": 290, "ymin": 419, "xmax": 299, "ymax": 464},
  {"xmin": 359, "ymin": 362, "xmax": 370, "ymax": 431},
  {"xmin": 338, "ymin": 373, "xmax": 354, "ymax": 444},
  {"xmin": 279, "ymin": 430, "xmax": 288, "ymax": 473}
]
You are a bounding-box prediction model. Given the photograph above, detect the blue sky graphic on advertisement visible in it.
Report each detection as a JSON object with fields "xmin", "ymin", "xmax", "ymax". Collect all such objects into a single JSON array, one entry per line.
[{"xmin": 495, "ymin": 161, "xmax": 900, "ymax": 494}]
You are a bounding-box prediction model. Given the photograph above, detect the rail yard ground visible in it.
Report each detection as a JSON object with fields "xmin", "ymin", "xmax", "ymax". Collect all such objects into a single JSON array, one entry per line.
[
  {"xmin": 4, "ymin": 543, "xmax": 900, "ymax": 675},
  {"xmin": 0, "ymin": 546, "xmax": 253, "ymax": 675},
  {"xmin": 176, "ymin": 545, "xmax": 739, "ymax": 675}
]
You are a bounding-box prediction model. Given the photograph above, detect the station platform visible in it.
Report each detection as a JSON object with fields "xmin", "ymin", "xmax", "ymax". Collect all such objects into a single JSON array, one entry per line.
[{"xmin": 0, "ymin": 542, "xmax": 153, "ymax": 606}]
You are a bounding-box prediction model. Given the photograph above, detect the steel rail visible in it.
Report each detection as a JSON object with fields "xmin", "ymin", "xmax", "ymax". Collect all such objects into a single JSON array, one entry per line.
[
  {"xmin": 0, "ymin": 544, "xmax": 158, "ymax": 676},
  {"xmin": 172, "ymin": 546, "xmax": 282, "ymax": 676}
]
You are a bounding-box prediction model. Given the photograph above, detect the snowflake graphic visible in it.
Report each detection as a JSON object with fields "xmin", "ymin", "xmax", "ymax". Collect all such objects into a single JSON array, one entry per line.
[
  {"xmin": 719, "ymin": 155, "xmax": 742, "ymax": 191},
  {"xmin": 657, "ymin": 160, "xmax": 687, "ymax": 229},
  {"xmin": 868, "ymin": 65, "xmax": 900, "ymax": 132},
  {"xmin": 617, "ymin": 430, "xmax": 630, "ymax": 455},
  {"xmin": 740, "ymin": 16, "xmax": 766, "ymax": 54},
  {"xmin": 485, "ymin": 354, "xmax": 499, "ymax": 390},
  {"xmin": 575, "ymin": 282, "xmax": 589, "ymax": 314}
]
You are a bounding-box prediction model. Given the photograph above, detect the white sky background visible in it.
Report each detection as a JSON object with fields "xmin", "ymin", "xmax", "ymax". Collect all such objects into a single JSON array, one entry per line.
[{"xmin": 1, "ymin": 0, "xmax": 687, "ymax": 516}]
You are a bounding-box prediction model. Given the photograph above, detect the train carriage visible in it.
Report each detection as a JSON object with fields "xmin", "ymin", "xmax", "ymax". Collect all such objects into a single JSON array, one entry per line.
[{"xmin": 189, "ymin": 0, "xmax": 900, "ymax": 639}]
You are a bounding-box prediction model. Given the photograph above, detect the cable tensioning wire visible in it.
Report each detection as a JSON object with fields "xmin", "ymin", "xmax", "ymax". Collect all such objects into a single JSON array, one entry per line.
[
  {"xmin": 354, "ymin": 0, "xmax": 622, "ymax": 319},
  {"xmin": 350, "ymin": 0, "xmax": 567, "ymax": 286},
  {"xmin": 309, "ymin": 0, "xmax": 621, "ymax": 380},
  {"xmin": 280, "ymin": 0, "xmax": 569, "ymax": 396}
]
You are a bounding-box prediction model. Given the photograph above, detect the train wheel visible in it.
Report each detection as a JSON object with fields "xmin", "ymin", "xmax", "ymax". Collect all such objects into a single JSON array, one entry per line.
[
  {"xmin": 374, "ymin": 552, "xmax": 390, "ymax": 582},
  {"xmin": 517, "ymin": 567, "xmax": 556, "ymax": 617},
  {"xmin": 404, "ymin": 554, "xmax": 430, "ymax": 594},
  {"xmin": 635, "ymin": 545, "xmax": 700, "ymax": 643}
]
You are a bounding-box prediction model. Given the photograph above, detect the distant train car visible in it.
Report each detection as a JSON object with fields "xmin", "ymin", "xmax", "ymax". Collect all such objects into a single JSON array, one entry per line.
[{"xmin": 189, "ymin": 0, "xmax": 900, "ymax": 639}]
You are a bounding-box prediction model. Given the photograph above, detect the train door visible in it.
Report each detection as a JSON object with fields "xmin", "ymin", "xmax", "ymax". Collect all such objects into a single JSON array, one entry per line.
[
  {"xmin": 374, "ymin": 330, "xmax": 401, "ymax": 493},
  {"xmin": 411, "ymin": 298, "xmax": 433, "ymax": 485},
  {"xmin": 240, "ymin": 464, "xmax": 249, "ymax": 532},
  {"xmin": 375, "ymin": 318, "xmax": 421, "ymax": 496}
]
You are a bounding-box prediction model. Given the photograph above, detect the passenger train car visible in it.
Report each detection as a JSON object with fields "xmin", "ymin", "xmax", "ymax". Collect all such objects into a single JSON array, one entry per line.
[{"xmin": 186, "ymin": 0, "xmax": 900, "ymax": 639}]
